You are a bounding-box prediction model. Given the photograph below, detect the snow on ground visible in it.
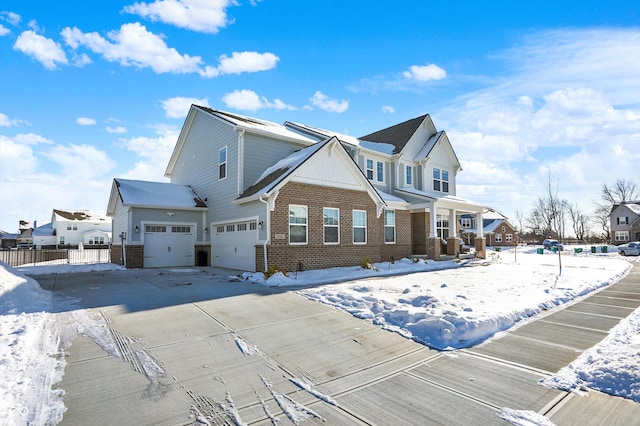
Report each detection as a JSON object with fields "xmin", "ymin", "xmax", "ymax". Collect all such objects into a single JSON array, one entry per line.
[
  {"xmin": 246, "ymin": 248, "xmax": 631, "ymax": 350},
  {"xmin": 0, "ymin": 246, "xmax": 638, "ymax": 424},
  {"xmin": 541, "ymin": 305, "xmax": 640, "ymax": 402}
]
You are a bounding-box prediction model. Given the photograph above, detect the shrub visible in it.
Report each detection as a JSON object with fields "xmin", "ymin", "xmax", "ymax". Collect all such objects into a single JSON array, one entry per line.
[
  {"xmin": 360, "ymin": 257, "xmax": 379, "ymax": 271},
  {"xmin": 264, "ymin": 264, "xmax": 288, "ymax": 280}
]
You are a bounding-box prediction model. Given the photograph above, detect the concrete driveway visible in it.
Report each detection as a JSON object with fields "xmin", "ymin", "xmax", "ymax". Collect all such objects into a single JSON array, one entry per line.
[{"xmin": 36, "ymin": 265, "xmax": 640, "ymax": 425}]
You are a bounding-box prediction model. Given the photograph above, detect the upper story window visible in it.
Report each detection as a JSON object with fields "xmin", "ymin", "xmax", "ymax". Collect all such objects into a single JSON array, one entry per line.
[
  {"xmin": 289, "ymin": 205, "xmax": 307, "ymax": 244},
  {"xmin": 376, "ymin": 161, "xmax": 384, "ymax": 182},
  {"xmin": 366, "ymin": 159, "xmax": 374, "ymax": 180},
  {"xmin": 323, "ymin": 207, "xmax": 339, "ymax": 244},
  {"xmin": 433, "ymin": 168, "xmax": 449, "ymax": 193},
  {"xmin": 219, "ymin": 147, "xmax": 227, "ymax": 180},
  {"xmin": 617, "ymin": 217, "xmax": 628, "ymax": 225},
  {"xmin": 460, "ymin": 218, "xmax": 472, "ymax": 228},
  {"xmin": 405, "ymin": 165, "xmax": 412, "ymax": 186}
]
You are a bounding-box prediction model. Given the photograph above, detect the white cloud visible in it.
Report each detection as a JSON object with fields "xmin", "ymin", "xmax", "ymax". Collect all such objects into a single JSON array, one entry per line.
[
  {"xmin": 222, "ymin": 89, "xmax": 296, "ymax": 111},
  {"xmin": 382, "ymin": 105, "xmax": 395, "ymax": 114},
  {"xmin": 12, "ymin": 133, "xmax": 54, "ymax": 145},
  {"xmin": 161, "ymin": 96, "xmax": 209, "ymax": 118},
  {"xmin": 403, "ymin": 64, "xmax": 446, "ymax": 82},
  {"xmin": 0, "ymin": 112, "xmax": 28, "ymax": 127},
  {"xmin": 118, "ymin": 124, "xmax": 179, "ymax": 179},
  {"xmin": 61, "ymin": 23, "xmax": 202, "ymax": 74},
  {"xmin": 13, "ymin": 30, "xmax": 68, "ymax": 70},
  {"xmin": 309, "ymin": 91, "xmax": 348, "ymax": 113},
  {"xmin": 106, "ymin": 126, "xmax": 128, "ymax": 134},
  {"xmin": 199, "ymin": 51, "xmax": 279, "ymax": 78},
  {"xmin": 0, "ymin": 24, "xmax": 9, "ymax": 36},
  {"xmin": 1, "ymin": 11, "xmax": 21, "ymax": 26},
  {"xmin": 0, "ymin": 135, "xmax": 37, "ymax": 178},
  {"xmin": 42, "ymin": 144, "xmax": 116, "ymax": 179},
  {"xmin": 123, "ymin": 0, "xmax": 234, "ymax": 34},
  {"xmin": 76, "ymin": 117, "xmax": 97, "ymax": 125}
]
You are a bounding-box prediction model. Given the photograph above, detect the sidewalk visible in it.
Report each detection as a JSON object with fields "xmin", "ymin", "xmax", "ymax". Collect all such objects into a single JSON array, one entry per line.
[{"xmin": 41, "ymin": 264, "xmax": 639, "ymax": 425}]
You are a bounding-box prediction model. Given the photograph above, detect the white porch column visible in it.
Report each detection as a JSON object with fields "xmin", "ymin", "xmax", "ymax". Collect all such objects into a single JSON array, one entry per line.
[
  {"xmin": 449, "ymin": 209, "xmax": 457, "ymax": 237},
  {"xmin": 476, "ymin": 211, "xmax": 484, "ymax": 238},
  {"xmin": 429, "ymin": 203, "xmax": 437, "ymax": 238}
]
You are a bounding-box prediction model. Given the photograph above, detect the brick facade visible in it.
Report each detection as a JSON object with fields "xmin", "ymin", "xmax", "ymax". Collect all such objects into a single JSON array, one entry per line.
[{"xmin": 257, "ymin": 182, "xmax": 411, "ymax": 272}]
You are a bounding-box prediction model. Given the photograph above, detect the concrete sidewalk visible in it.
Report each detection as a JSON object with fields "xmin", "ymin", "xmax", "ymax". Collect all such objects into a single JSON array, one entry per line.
[{"xmin": 37, "ymin": 263, "xmax": 639, "ymax": 425}]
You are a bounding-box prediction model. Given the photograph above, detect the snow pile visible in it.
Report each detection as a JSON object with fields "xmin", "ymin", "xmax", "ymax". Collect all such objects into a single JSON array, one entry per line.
[
  {"xmin": 15, "ymin": 262, "xmax": 125, "ymax": 276},
  {"xmin": 0, "ymin": 262, "xmax": 68, "ymax": 425},
  {"xmin": 247, "ymin": 252, "xmax": 630, "ymax": 350},
  {"xmin": 499, "ymin": 407, "xmax": 556, "ymax": 425},
  {"xmin": 542, "ymin": 306, "xmax": 640, "ymax": 402}
]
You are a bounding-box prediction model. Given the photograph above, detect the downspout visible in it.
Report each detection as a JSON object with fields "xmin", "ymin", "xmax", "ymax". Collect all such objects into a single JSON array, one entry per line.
[{"xmin": 259, "ymin": 196, "xmax": 270, "ymax": 272}]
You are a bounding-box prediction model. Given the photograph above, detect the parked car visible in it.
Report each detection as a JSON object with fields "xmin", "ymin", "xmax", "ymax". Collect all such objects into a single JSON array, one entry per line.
[
  {"xmin": 617, "ymin": 241, "xmax": 640, "ymax": 256},
  {"xmin": 543, "ymin": 239, "xmax": 563, "ymax": 251}
]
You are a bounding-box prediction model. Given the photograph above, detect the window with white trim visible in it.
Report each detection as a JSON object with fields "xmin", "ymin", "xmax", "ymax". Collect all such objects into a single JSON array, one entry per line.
[
  {"xmin": 506, "ymin": 234, "xmax": 513, "ymax": 242},
  {"xmin": 59, "ymin": 237, "xmax": 65, "ymax": 244},
  {"xmin": 436, "ymin": 214, "xmax": 449, "ymax": 239},
  {"xmin": 495, "ymin": 234, "xmax": 502, "ymax": 242},
  {"xmin": 615, "ymin": 230, "xmax": 629, "ymax": 241},
  {"xmin": 145, "ymin": 225, "xmax": 167, "ymax": 232},
  {"xmin": 460, "ymin": 218, "xmax": 472, "ymax": 228},
  {"xmin": 377, "ymin": 161, "xmax": 384, "ymax": 182},
  {"xmin": 353, "ymin": 210, "xmax": 367, "ymax": 244},
  {"xmin": 405, "ymin": 165, "xmax": 412, "ymax": 185},
  {"xmin": 617, "ymin": 217, "xmax": 628, "ymax": 225},
  {"xmin": 433, "ymin": 168, "xmax": 450, "ymax": 192},
  {"xmin": 226, "ymin": 224, "xmax": 235, "ymax": 232},
  {"xmin": 172, "ymin": 226, "xmax": 191, "ymax": 233},
  {"xmin": 323, "ymin": 207, "xmax": 339, "ymax": 244},
  {"xmin": 216, "ymin": 225, "xmax": 225, "ymax": 233},
  {"xmin": 219, "ymin": 146, "xmax": 227, "ymax": 180},
  {"xmin": 289, "ymin": 205, "xmax": 308, "ymax": 244},
  {"xmin": 384, "ymin": 210, "xmax": 395, "ymax": 243},
  {"xmin": 237, "ymin": 223, "xmax": 247, "ymax": 231},
  {"xmin": 366, "ymin": 159, "xmax": 374, "ymax": 180},
  {"xmin": 249, "ymin": 222, "xmax": 257, "ymax": 230}
]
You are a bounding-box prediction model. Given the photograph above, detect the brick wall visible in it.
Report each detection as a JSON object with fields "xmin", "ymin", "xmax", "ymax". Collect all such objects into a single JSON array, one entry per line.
[
  {"xmin": 110, "ymin": 244, "xmax": 124, "ymax": 266},
  {"xmin": 124, "ymin": 245, "xmax": 144, "ymax": 268},
  {"xmin": 258, "ymin": 182, "xmax": 411, "ymax": 272}
]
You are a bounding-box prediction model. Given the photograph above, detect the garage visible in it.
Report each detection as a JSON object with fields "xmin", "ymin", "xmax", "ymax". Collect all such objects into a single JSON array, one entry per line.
[
  {"xmin": 143, "ymin": 224, "xmax": 196, "ymax": 268},
  {"xmin": 212, "ymin": 221, "xmax": 257, "ymax": 271}
]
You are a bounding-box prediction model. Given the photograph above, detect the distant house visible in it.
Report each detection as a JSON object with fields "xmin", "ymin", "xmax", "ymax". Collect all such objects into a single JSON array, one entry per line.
[
  {"xmin": 108, "ymin": 106, "xmax": 493, "ymax": 271},
  {"xmin": 459, "ymin": 212, "xmax": 517, "ymax": 247},
  {"xmin": 0, "ymin": 231, "xmax": 18, "ymax": 249},
  {"xmin": 51, "ymin": 209, "xmax": 112, "ymax": 247},
  {"xmin": 610, "ymin": 201, "xmax": 640, "ymax": 243}
]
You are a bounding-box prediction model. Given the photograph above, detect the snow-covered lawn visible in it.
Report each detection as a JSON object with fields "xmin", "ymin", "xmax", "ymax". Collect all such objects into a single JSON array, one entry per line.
[{"xmin": 1, "ymin": 246, "xmax": 638, "ymax": 425}]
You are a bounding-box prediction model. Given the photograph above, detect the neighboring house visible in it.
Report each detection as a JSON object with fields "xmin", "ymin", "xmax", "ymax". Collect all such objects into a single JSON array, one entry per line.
[
  {"xmin": 459, "ymin": 212, "xmax": 517, "ymax": 247},
  {"xmin": 0, "ymin": 231, "xmax": 18, "ymax": 248},
  {"xmin": 51, "ymin": 209, "xmax": 112, "ymax": 247},
  {"xmin": 106, "ymin": 179, "xmax": 207, "ymax": 268},
  {"xmin": 109, "ymin": 106, "xmax": 490, "ymax": 271},
  {"xmin": 610, "ymin": 201, "xmax": 640, "ymax": 243}
]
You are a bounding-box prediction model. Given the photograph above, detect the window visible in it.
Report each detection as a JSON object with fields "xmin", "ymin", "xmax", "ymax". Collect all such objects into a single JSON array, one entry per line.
[
  {"xmin": 502, "ymin": 226, "xmax": 506, "ymax": 232},
  {"xmin": 59, "ymin": 237, "xmax": 65, "ymax": 245},
  {"xmin": 433, "ymin": 168, "xmax": 449, "ymax": 193},
  {"xmin": 495, "ymin": 234, "xmax": 502, "ymax": 242},
  {"xmin": 406, "ymin": 165, "xmax": 412, "ymax": 185},
  {"xmin": 433, "ymin": 168, "xmax": 441, "ymax": 191},
  {"xmin": 289, "ymin": 205, "xmax": 307, "ymax": 244},
  {"xmin": 442, "ymin": 170, "xmax": 449, "ymax": 193},
  {"xmin": 89, "ymin": 236, "xmax": 105, "ymax": 245},
  {"xmin": 145, "ymin": 225, "xmax": 167, "ymax": 232},
  {"xmin": 460, "ymin": 218, "xmax": 471, "ymax": 228},
  {"xmin": 506, "ymin": 234, "xmax": 513, "ymax": 243},
  {"xmin": 353, "ymin": 210, "xmax": 367, "ymax": 244},
  {"xmin": 366, "ymin": 159, "xmax": 374, "ymax": 180},
  {"xmin": 219, "ymin": 147, "xmax": 227, "ymax": 180},
  {"xmin": 226, "ymin": 224, "xmax": 235, "ymax": 232},
  {"xmin": 172, "ymin": 226, "xmax": 191, "ymax": 233},
  {"xmin": 377, "ymin": 162, "xmax": 384, "ymax": 182},
  {"xmin": 323, "ymin": 208, "xmax": 339, "ymax": 244},
  {"xmin": 384, "ymin": 210, "xmax": 395, "ymax": 243},
  {"xmin": 216, "ymin": 225, "xmax": 225, "ymax": 233},
  {"xmin": 237, "ymin": 223, "xmax": 247, "ymax": 231},
  {"xmin": 436, "ymin": 214, "xmax": 449, "ymax": 239},
  {"xmin": 617, "ymin": 217, "xmax": 628, "ymax": 225},
  {"xmin": 249, "ymin": 222, "xmax": 257, "ymax": 231},
  {"xmin": 615, "ymin": 231, "xmax": 629, "ymax": 241},
  {"xmin": 67, "ymin": 225, "xmax": 72, "ymax": 230}
]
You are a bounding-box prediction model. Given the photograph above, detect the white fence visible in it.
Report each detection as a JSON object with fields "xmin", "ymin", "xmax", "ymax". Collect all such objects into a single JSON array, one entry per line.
[{"xmin": 0, "ymin": 248, "xmax": 111, "ymax": 267}]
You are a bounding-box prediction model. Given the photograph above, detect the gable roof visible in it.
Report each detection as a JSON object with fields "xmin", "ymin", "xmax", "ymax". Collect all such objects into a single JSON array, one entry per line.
[
  {"xmin": 107, "ymin": 178, "xmax": 207, "ymax": 215},
  {"xmin": 235, "ymin": 137, "xmax": 386, "ymax": 212},
  {"xmin": 53, "ymin": 209, "xmax": 109, "ymax": 223},
  {"xmin": 359, "ymin": 114, "xmax": 431, "ymax": 154}
]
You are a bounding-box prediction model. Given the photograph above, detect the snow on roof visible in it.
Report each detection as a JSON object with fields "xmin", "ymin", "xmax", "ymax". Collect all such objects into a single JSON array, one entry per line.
[
  {"xmin": 197, "ymin": 107, "xmax": 316, "ymax": 145},
  {"xmin": 286, "ymin": 121, "xmax": 396, "ymax": 155},
  {"xmin": 115, "ymin": 179, "xmax": 206, "ymax": 209},
  {"xmin": 53, "ymin": 209, "xmax": 110, "ymax": 222},
  {"xmin": 32, "ymin": 223, "xmax": 54, "ymax": 237},
  {"xmin": 625, "ymin": 203, "xmax": 640, "ymax": 215}
]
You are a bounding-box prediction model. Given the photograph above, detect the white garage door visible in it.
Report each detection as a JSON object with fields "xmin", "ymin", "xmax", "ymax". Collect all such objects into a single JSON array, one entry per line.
[
  {"xmin": 144, "ymin": 224, "xmax": 195, "ymax": 268},
  {"xmin": 212, "ymin": 221, "xmax": 257, "ymax": 271}
]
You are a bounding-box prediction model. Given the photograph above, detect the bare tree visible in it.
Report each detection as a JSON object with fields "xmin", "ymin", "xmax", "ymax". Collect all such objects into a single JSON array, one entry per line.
[
  {"xmin": 593, "ymin": 203, "xmax": 611, "ymax": 242},
  {"xmin": 526, "ymin": 173, "xmax": 569, "ymax": 240},
  {"xmin": 515, "ymin": 209, "xmax": 525, "ymax": 238},
  {"xmin": 568, "ymin": 203, "xmax": 589, "ymax": 241},
  {"xmin": 601, "ymin": 179, "xmax": 638, "ymax": 205}
]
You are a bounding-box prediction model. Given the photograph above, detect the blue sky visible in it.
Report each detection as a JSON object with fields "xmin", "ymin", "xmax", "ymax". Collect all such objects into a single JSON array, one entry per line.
[{"xmin": 1, "ymin": 0, "xmax": 639, "ymax": 234}]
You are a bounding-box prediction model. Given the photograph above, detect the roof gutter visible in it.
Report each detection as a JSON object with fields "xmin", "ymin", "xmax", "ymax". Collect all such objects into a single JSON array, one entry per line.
[{"xmin": 259, "ymin": 196, "xmax": 271, "ymax": 272}]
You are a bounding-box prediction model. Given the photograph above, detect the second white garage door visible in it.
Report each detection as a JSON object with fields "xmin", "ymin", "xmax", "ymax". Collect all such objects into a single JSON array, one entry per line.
[
  {"xmin": 212, "ymin": 221, "xmax": 257, "ymax": 271},
  {"xmin": 144, "ymin": 224, "xmax": 195, "ymax": 268}
]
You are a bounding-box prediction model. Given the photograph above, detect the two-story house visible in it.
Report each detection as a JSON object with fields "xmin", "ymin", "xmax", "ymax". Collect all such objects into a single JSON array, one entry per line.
[
  {"xmin": 107, "ymin": 106, "xmax": 490, "ymax": 271},
  {"xmin": 610, "ymin": 201, "xmax": 640, "ymax": 243},
  {"xmin": 458, "ymin": 212, "xmax": 517, "ymax": 247}
]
